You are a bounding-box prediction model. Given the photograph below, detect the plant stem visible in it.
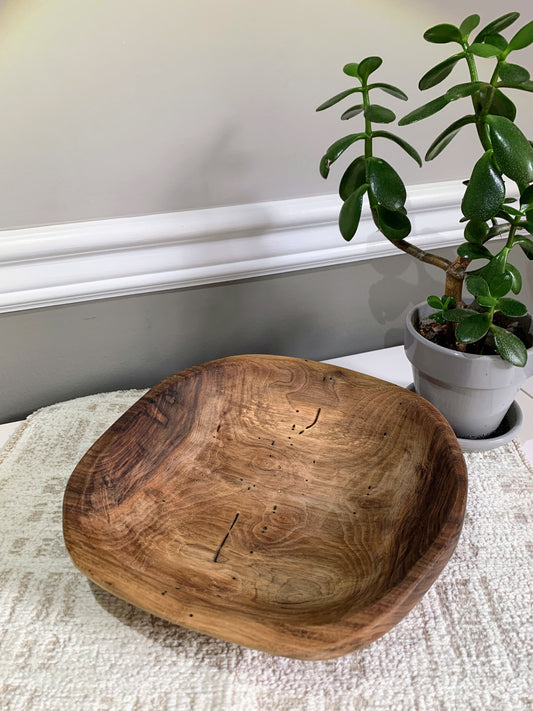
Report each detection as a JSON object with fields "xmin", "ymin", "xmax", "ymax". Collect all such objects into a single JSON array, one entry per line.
[
  {"xmin": 444, "ymin": 256, "xmax": 471, "ymax": 307},
  {"xmin": 362, "ymin": 79, "xmax": 379, "ymax": 225},
  {"xmin": 484, "ymin": 222, "xmax": 511, "ymax": 242},
  {"xmin": 362, "ymin": 81, "xmax": 372, "ymax": 161},
  {"xmin": 463, "ymin": 47, "xmax": 493, "ymax": 152},
  {"xmin": 385, "ymin": 237, "xmax": 451, "ymax": 271},
  {"xmin": 505, "ymin": 222, "xmax": 518, "ymax": 249},
  {"xmin": 444, "ymin": 255, "xmax": 472, "ymax": 351},
  {"xmin": 464, "ymin": 46, "xmax": 479, "ymax": 82},
  {"xmin": 387, "ymin": 239, "xmax": 464, "ymax": 351},
  {"xmin": 362, "ymin": 79, "xmax": 381, "ymax": 227}
]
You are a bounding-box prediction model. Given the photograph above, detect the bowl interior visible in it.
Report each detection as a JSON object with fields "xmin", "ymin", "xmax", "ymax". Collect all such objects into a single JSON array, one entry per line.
[{"xmin": 63, "ymin": 354, "xmax": 466, "ymax": 657}]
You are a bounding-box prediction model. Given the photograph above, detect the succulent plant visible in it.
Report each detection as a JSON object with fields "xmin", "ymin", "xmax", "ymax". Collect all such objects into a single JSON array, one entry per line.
[{"xmin": 317, "ymin": 12, "xmax": 533, "ymax": 366}]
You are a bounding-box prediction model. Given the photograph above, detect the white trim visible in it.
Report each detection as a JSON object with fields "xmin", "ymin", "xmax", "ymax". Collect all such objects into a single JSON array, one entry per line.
[{"xmin": 0, "ymin": 180, "xmax": 472, "ymax": 312}]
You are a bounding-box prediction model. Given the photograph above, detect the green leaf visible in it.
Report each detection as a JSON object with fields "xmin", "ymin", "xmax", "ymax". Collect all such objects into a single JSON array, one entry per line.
[
  {"xmin": 340, "ymin": 104, "xmax": 365, "ymax": 120},
  {"xmin": 505, "ymin": 263, "xmax": 522, "ymax": 293},
  {"xmin": 483, "ymin": 33, "xmax": 508, "ymax": 52},
  {"xmin": 343, "ymin": 63, "xmax": 359, "ymax": 77},
  {"xmin": 367, "ymin": 157, "xmax": 406, "ymax": 210},
  {"xmin": 516, "ymin": 236, "xmax": 533, "ymax": 259},
  {"xmin": 445, "ymin": 81, "xmax": 489, "ymax": 100},
  {"xmin": 498, "ymin": 79, "xmax": 533, "ymax": 92},
  {"xmin": 399, "ymin": 95, "xmax": 450, "ymax": 125},
  {"xmin": 319, "ymin": 154, "xmax": 330, "ymax": 179},
  {"xmin": 339, "ymin": 156, "xmax": 366, "ymax": 201},
  {"xmin": 442, "ymin": 295, "xmax": 456, "ymax": 310},
  {"xmin": 476, "ymin": 250, "xmax": 508, "ymax": 278},
  {"xmin": 418, "ymin": 54, "xmax": 464, "ymax": 91},
  {"xmin": 487, "ymin": 115, "xmax": 533, "ymax": 184},
  {"xmin": 456, "ymin": 313, "xmax": 491, "ymax": 343},
  {"xmin": 316, "ymin": 88, "xmax": 361, "ymax": 112},
  {"xmin": 358, "ymin": 56, "xmax": 383, "ymax": 82},
  {"xmin": 470, "ymin": 43, "xmax": 502, "ymax": 58},
  {"xmin": 430, "ymin": 311, "xmax": 446, "ymax": 325},
  {"xmin": 425, "ymin": 115, "xmax": 476, "ymax": 161},
  {"xmin": 375, "ymin": 205, "xmax": 411, "ymax": 240},
  {"xmin": 457, "ymin": 242, "xmax": 493, "ymax": 259},
  {"xmin": 519, "ymin": 220, "xmax": 533, "ymax": 235},
  {"xmin": 367, "ymin": 82, "xmax": 408, "ymax": 100},
  {"xmin": 476, "ymin": 87, "xmax": 516, "ymax": 121},
  {"xmin": 496, "ymin": 204, "xmax": 522, "ymax": 219},
  {"xmin": 487, "ymin": 271, "xmax": 513, "ymax": 298},
  {"xmin": 520, "ymin": 185, "xmax": 533, "ymax": 206},
  {"xmin": 464, "ymin": 219, "xmax": 489, "ymax": 243},
  {"xmin": 466, "ymin": 274, "xmax": 490, "ymax": 298},
  {"xmin": 443, "ymin": 308, "xmax": 475, "ymax": 324},
  {"xmin": 427, "ymin": 295, "xmax": 443, "ymax": 309},
  {"xmin": 371, "ymin": 130, "xmax": 422, "ymax": 166},
  {"xmin": 491, "ymin": 325, "xmax": 527, "ymax": 366},
  {"xmin": 473, "ymin": 12, "xmax": 520, "ymax": 43},
  {"xmin": 498, "ymin": 62, "xmax": 530, "ymax": 84},
  {"xmin": 324, "ymin": 133, "xmax": 367, "ymax": 163},
  {"xmin": 460, "ymin": 14, "xmax": 480, "ymax": 37},
  {"xmin": 497, "ymin": 297, "xmax": 527, "ymax": 316},
  {"xmin": 476, "ymin": 295, "xmax": 498, "ymax": 308},
  {"xmin": 424, "ymin": 23, "xmax": 463, "ymax": 44},
  {"xmin": 461, "ymin": 150, "xmax": 505, "ymax": 222},
  {"xmin": 508, "ymin": 19, "xmax": 533, "ymax": 51},
  {"xmin": 339, "ymin": 183, "xmax": 368, "ymax": 241},
  {"xmin": 520, "ymin": 241, "xmax": 533, "ymax": 258},
  {"xmin": 364, "ymin": 104, "xmax": 396, "ymax": 124}
]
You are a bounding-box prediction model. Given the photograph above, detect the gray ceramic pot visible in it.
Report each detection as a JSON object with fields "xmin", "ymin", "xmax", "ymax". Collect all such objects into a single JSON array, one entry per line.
[{"xmin": 404, "ymin": 302, "xmax": 533, "ymax": 439}]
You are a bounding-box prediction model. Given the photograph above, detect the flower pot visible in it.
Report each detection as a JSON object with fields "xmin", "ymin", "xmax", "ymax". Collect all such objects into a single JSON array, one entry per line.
[{"xmin": 404, "ymin": 302, "xmax": 533, "ymax": 440}]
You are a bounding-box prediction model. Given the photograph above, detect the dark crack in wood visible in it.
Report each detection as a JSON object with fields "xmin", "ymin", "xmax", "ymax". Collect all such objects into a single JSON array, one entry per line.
[
  {"xmin": 213, "ymin": 512, "xmax": 240, "ymax": 562},
  {"xmin": 299, "ymin": 408, "xmax": 321, "ymax": 435}
]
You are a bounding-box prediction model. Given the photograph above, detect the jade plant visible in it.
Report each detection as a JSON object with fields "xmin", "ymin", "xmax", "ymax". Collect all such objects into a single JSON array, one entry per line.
[{"xmin": 317, "ymin": 12, "xmax": 533, "ymax": 366}]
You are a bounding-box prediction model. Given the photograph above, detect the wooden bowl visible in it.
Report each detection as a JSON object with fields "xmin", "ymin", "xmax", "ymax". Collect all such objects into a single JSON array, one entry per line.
[{"xmin": 63, "ymin": 354, "xmax": 467, "ymax": 660}]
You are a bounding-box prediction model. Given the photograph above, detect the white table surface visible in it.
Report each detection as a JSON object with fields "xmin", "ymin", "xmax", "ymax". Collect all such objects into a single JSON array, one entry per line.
[
  {"xmin": 1, "ymin": 345, "xmax": 532, "ymax": 463},
  {"xmin": 0, "ymin": 420, "xmax": 23, "ymax": 449}
]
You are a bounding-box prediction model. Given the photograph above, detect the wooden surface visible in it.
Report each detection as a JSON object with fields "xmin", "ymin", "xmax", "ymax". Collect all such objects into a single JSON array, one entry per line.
[{"xmin": 63, "ymin": 354, "xmax": 467, "ymax": 660}]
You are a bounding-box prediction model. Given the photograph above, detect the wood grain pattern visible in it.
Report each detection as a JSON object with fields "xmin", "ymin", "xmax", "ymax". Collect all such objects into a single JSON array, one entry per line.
[{"xmin": 63, "ymin": 354, "xmax": 467, "ymax": 660}]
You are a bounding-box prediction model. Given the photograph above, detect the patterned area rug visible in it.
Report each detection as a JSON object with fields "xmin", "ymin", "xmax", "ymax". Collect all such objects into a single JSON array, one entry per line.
[{"xmin": 0, "ymin": 390, "xmax": 532, "ymax": 711}]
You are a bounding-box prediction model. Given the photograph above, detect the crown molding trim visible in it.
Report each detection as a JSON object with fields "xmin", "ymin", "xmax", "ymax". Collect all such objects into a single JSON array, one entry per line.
[{"xmin": 0, "ymin": 180, "xmax": 468, "ymax": 313}]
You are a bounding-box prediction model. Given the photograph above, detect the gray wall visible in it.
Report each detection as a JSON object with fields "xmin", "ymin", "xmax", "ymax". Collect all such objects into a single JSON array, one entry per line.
[
  {"xmin": 0, "ymin": 0, "xmax": 531, "ymax": 227},
  {"xmin": 3, "ymin": 247, "xmax": 533, "ymax": 423},
  {"xmin": 0, "ymin": 2, "xmax": 532, "ymax": 421},
  {"xmin": 1, "ymin": 248, "xmax": 448, "ymax": 421}
]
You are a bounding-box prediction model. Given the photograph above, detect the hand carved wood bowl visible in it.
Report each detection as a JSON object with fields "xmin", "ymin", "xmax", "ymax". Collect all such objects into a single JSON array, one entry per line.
[{"xmin": 63, "ymin": 354, "xmax": 467, "ymax": 660}]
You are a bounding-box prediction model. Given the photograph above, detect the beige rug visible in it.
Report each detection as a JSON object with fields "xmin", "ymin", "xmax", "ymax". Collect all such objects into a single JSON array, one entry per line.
[{"xmin": 0, "ymin": 390, "xmax": 532, "ymax": 711}]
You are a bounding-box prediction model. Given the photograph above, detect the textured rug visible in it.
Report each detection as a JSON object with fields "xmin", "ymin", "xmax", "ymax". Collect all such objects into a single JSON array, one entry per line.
[{"xmin": 0, "ymin": 390, "xmax": 532, "ymax": 711}]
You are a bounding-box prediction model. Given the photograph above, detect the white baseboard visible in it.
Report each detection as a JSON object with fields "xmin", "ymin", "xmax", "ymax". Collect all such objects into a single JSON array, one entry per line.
[{"xmin": 0, "ymin": 181, "xmax": 469, "ymax": 313}]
